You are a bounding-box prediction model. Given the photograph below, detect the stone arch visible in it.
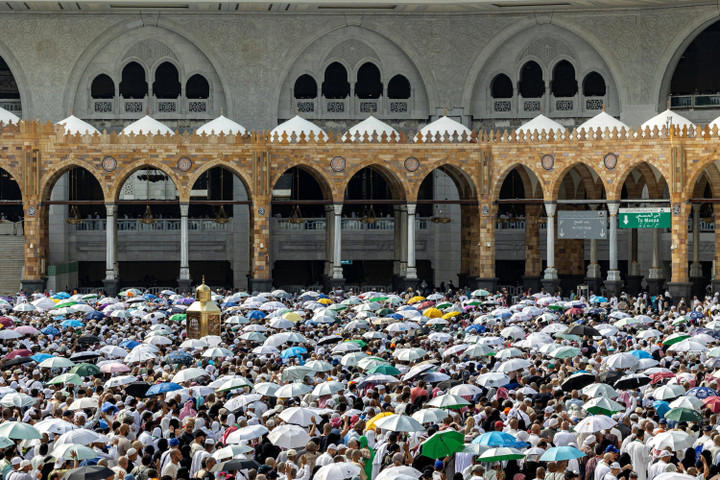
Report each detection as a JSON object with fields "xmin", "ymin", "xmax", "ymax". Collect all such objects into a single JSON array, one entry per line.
[
  {"xmin": 465, "ymin": 21, "xmax": 622, "ymax": 117},
  {"xmin": 269, "ymin": 162, "xmax": 334, "ymax": 203},
  {"xmin": 0, "ymin": 161, "xmax": 24, "ymax": 202},
  {"xmin": 342, "ymin": 162, "xmax": 408, "ymax": 202},
  {"xmin": 186, "ymin": 160, "xmax": 254, "ymax": 206},
  {"xmin": 40, "ymin": 160, "xmax": 108, "ymax": 204},
  {"xmin": 111, "ymin": 162, "xmax": 181, "ymax": 203},
  {"xmin": 410, "ymin": 163, "xmax": 478, "ymax": 203},
  {"xmin": 612, "ymin": 159, "xmax": 671, "ymax": 200},
  {"xmin": 549, "ymin": 162, "xmax": 607, "ymax": 201},
  {"xmin": 64, "ymin": 21, "xmax": 229, "ymax": 118},
  {"xmin": 492, "ymin": 162, "xmax": 545, "ymax": 200},
  {"xmin": 687, "ymin": 158, "xmax": 720, "ymax": 203},
  {"xmin": 0, "ymin": 39, "xmax": 31, "ymax": 118},
  {"xmin": 277, "ymin": 25, "xmax": 431, "ymax": 119}
]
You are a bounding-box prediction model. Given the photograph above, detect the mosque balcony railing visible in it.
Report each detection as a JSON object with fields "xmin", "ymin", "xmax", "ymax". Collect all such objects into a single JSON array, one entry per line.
[
  {"xmin": 73, "ymin": 218, "xmax": 230, "ymax": 232},
  {"xmin": 272, "ymin": 217, "xmax": 429, "ymax": 231},
  {"xmin": 294, "ymin": 96, "xmax": 412, "ymax": 119},
  {"xmin": 670, "ymin": 94, "xmax": 720, "ymax": 109},
  {"xmin": 491, "ymin": 95, "xmax": 605, "ymax": 118},
  {"xmin": 88, "ymin": 97, "xmax": 212, "ymax": 119},
  {"xmin": 549, "ymin": 94, "xmax": 579, "ymax": 116},
  {"xmin": 0, "ymin": 99, "xmax": 21, "ymax": 116}
]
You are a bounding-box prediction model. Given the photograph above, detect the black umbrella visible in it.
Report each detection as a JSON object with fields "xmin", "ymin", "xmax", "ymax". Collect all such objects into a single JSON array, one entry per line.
[
  {"xmin": 213, "ymin": 459, "xmax": 261, "ymax": 472},
  {"xmin": 614, "ymin": 374, "xmax": 651, "ymax": 390},
  {"xmin": 561, "ymin": 373, "xmax": 595, "ymax": 392},
  {"xmin": 437, "ymin": 379, "xmax": 463, "ymax": 390},
  {"xmin": 62, "ymin": 466, "xmax": 114, "ymax": 480},
  {"xmin": 317, "ymin": 335, "xmax": 343, "ymax": 345},
  {"xmin": 1, "ymin": 357, "xmax": 35, "ymax": 368},
  {"xmin": 70, "ymin": 351, "xmax": 100, "ymax": 362},
  {"xmin": 77, "ymin": 335, "xmax": 100, "ymax": 346},
  {"xmin": 566, "ymin": 325, "xmax": 601, "ymax": 338},
  {"xmin": 598, "ymin": 370, "xmax": 623, "ymax": 385},
  {"xmin": 124, "ymin": 382, "xmax": 151, "ymax": 397}
]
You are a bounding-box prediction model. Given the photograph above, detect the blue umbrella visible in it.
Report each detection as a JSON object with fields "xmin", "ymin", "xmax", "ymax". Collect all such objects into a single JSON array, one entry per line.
[
  {"xmin": 145, "ymin": 382, "xmax": 182, "ymax": 396},
  {"xmin": 247, "ymin": 310, "xmax": 266, "ymax": 320},
  {"xmin": 41, "ymin": 326, "xmax": 60, "ymax": 336},
  {"xmin": 166, "ymin": 351, "xmax": 193, "ymax": 365},
  {"xmin": 589, "ymin": 296, "xmax": 608, "ymax": 304},
  {"xmin": 653, "ymin": 400, "xmax": 670, "ymax": 418},
  {"xmin": 51, "ymin": 292, "xmax": 70, "ymax": 299},
  {"xmin": 143, "ymin": 294, "xmax": 157, "ymax": 301},
  {"xmin": 465, "ymin": 324, "xmax": 487, "ymax": 333},
  {"xmin": 221, "ymin": 302, "xmax": 238, "ymax": 308},
  {"xmin": 30, "ymin": 353, "xmax": 52, "ymax": 363},
  {"xmin": 281, "ymin": 346, "xmax": 308, "ymax": 359},
  {"xmin": 85, "ymin": 311, "xmax": 103, "ymax": 321},
  {"xmin": 386, "ymin": 313, "xmax": 403, "ymax": 320},
  {"xmin": 472, "ymin": 431, "xmax": 528, "ymax": 448},
  {"xmin": 540, "ymin": 446, "xmax": 586, "ymax": 461},
  {"xmin": 119, "ymin": 340, "xmax": 140, "ymax": 349},
  {"xmin": 690, "ymin": 311, "xmax": 704, "ymax": 320},
  {"xmin": 688, "ymin": 386, "xmax": 718, "ymax": 399},
  {"xmin": 61, "ymin": 319, "xmax": 85, "ymax": 328},
  {"xmin": 630, "ymin": 350, "xmax": 651, "ymax": 359}
]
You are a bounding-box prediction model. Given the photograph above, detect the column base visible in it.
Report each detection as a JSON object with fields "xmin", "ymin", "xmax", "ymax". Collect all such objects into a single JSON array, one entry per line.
[
  {"xmin": 469, "ymin": 277, "xmax": 497, "ymax": 292},
  {"xmin": 541, "ymin": 278, "xmax": 560, "ymax": 294},
  {"xmin": 603, "ymin": 279, "xmax": 624, "ymax": 297},
  {"xmin": 177, "ymin": 278, "xmax": 192, "ymax": 294},
  {"xmin": 667, "ymin": 282, "xmax": 692, "ymax": 301},
  {"xmin": 584, "ymin": 277, "xmax": 603, "ymax": 295},
  {"xmin": 103, "ymin": 279, "xmax": 119, "ymax": 297},
  {"xmin": 323, "ymin": 276, "xmax": 345, "ymax": 291},
  {"xmin": 248, "ymin": 277, "xmax": 272, "ymax": 293},
  {"xmin": 711, "ymin": 279, "xmax": 720, "ymax": 295},
  {"xmin": 21, "ymin": 278, "xmax": 46, "ymax": 294},
  {"xmin": 646, "ymin": 277, "xmax": 665, "ymax": 296},
  {"xmin": 522, "ymin": 276, "xmax": 540, "ymax": 293},
  {"xmin": 691, "ymin": 276, "xmax": 707, "ymax": 299},
  {"xmin": 625, "ymin": 275, "xmax": 643, "ymax": 295},
  {"xmin": 401, "ymin": 277, "xmax": 420, "ymax": 292}
]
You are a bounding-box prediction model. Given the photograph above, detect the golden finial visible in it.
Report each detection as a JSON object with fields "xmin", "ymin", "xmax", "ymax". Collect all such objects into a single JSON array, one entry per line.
[
  {"xmin": 601, "ymin": 103, "xmax": 605, "ymax": 112},
  {"xmin": 443, "ymin": 107, "xmax": 447, "ymax": 116},
  {"xmin": 666, "ymin": 98, "xmax": 671, "ymax": 111},
  {"xmin": 202, "ymin": 275, "xmax": 205, "ymax": 285}
]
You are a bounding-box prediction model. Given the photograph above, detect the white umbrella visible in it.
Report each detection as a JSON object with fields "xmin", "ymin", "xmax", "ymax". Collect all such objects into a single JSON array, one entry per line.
[
  {"xmin": 267, "ymin": 424, "xmax": 310, "ymax": 448},
  {"xmin": 373, "ymin": 414, "xmax": 425, "ymax": 432},
  {"xmin": 411, "ymin": 408, "xmax": 449, "ymax": 424},
  {"xmin": 253, "ymin": 382, "xmax": 281, "ymax": 396},
  {"xmin": 124, "ymin": 349, "xmax": 157, "ymax": 363},
  {"xmin": 68, "ymin": 398, "xmax": 97, "ymax": 411},
  {"xmin": 224, "ymin": 394, "xmax": 263, "ymax": 412},
  {"xmin": 51, "ymin": 444, "xmax": 98, "ymax": 461},
  {"xmin": 278, "ymin": 407, "xmax": 318, "ymax": 427},
  {"xmin": 312, "ymin": 381, "xmax": 345, "ymax": 397},
  {"xmin": 574, "ymin": 415, "xmax": 616, "ymax": 433},
  {"xmin": 426, "ymin": 394, "xmax": 470, "ymax": 409},
  {"xmin": 212, "ymin": 444, "xmax": 254, "ymax": 461},
  {"xmin": 98, "ymin": 345, "xmax": 128, "ymax": 359},
  {"xmin": 668, "ymin": 340, "xmax": 708, "ymax": 353},
  {"xmin": 274, "ymin": 382, "xmax": 313, "ymax": 398},
  {"xmin": 669, "ymin": 396, "xmax": 704, "ymax": 410},
  {"xmin": 0, "ymin": 392, "xmax": 35, "ymax": 408},
  {"xmin": 376, "ymin": 466, "xmax": 422, "ymax": 480},
  {"xmin": 105, "ymin": 375, "xmax": 138, "ymax": 388},
  {"xmin": 0, "ymin": 330, "xmax": 21, "ymax": 340},
  {"xmin": 225, "ymin": 425, "xmax": 269, "ymax": 444},
  {"xmin": 180, "ymin": 339, "xmax": 207, "ymax": 350},
  {"xmin": 172, "ymin": 367, "xmax": 208, "ymax": 384},
  {"xmin": 653, "ymin": 384, "xmax": 686, "ymax": 400},
  {"xmin": 55, "ymin": 428, "xmax": 108, "ymax": 446},
  {"xmin": 498, "ymin": 358, "xmax": 532, "ymax": 373},
  {"xmin": 34, "ymin": 418, "xmax": 76, "ymax": 435},
  {"xmin": 313, "ymin": 463, "xmax": 361, "ymax": 480},
  {"xmin": 605, "ymin": 352, "xmax": 639, "ymax": 370},
  {"xmin": 39, "ymin": 357, "xmax": 75, "ymax": 369},
  {"xmin": 649, "ymin": 431, "xmax": 694, "ymax": 451},
  {"xmin": 477, "ymin": 372, "xmax": 510, "ymax": 388},
  {"xmin": 449, "ymin": 384, "xmax": 483, "ymax": 397}
]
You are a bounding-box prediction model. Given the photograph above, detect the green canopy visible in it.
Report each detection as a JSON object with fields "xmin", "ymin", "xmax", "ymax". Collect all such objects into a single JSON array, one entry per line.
[
  {"xmin": 70, "ymin": 363, "xmax": 100, "ymax": 377},
  {"xmin": 664, "ymin": 407, "xmax": 702, "ymax": 423},
  {"xmin": 420, "ymin": 430, "xmax": 465, "ymax": 459},
  {"xmin": 170, "ymin": 313, "xmax": 187, "ymax": 322},
  {"xmin": 367, "ymin": 364, "xmax": 401, "ymax": 375},
  {"xmin": 47, "ymin": 373, "xmax": 82, "ymax": 386}
]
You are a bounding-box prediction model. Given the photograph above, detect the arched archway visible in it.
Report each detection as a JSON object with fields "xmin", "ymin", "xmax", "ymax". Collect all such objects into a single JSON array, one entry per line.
[
  {"xmin": 0, "ymin": 56, "xmax": 21, "ymax": 116},
  {"xmin": 294, "ymin": 75, "xmax": 317, "ymax": 99},
  {"xmin": 519, "ymin": 61, "xmax": 545, "ymax": 98},
  {"xmin": 0, "ymin": 167, "xmax": 23, "ymax": 294},
  {"xmin": 119, "ymin": 62, "xmax": 148, "ymax": 99},
  {"xmin": 91, "ymin": 74, "xmax": 115, "ymax": 99},
  {"xmin": 269, "ymin": 165, "xmax": 332, "ymax": 288},
  {"xmin": 415, "ymin": 164, "xmax": 477, "ymax": 289},
  {"xmin": 186, "ymin": 74, "xmax": 209, "ymax": 99},
  {"xmin": 322, "ymin": 62, "xmax": 350, "ymax": 99},
  {"xmin": 387, "ymin": 75, "xmax": 410, "ymax": 99},
  {"xmin": 152, "ymin": 62, "xmax": 180, "ymax": 99},
  {"xmin": 494, "ymin": 165, "xmax": 543, "ymax": 290},
  {"xmin": 582, "ymin": 72, "xmax": 606, "ymax": 97},
  {"xmin": 355, "ymin": 62, "xmax": 382, "ymax": 99},
  {"xmin": 551, "ymin": 60, "xmax": 578, "ymax": 97},
  {"xmin": 490, "ymin": 74, "xmax": 513, "ymax": 99}
]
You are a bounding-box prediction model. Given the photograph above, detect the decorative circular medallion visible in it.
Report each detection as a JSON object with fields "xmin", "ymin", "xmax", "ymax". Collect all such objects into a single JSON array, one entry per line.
[
  {"xmin": 541, "ymin": 154, "xmax": 554, "ymax": 171},
  {"xmin": 258, "ymin": 207, "xmax": 266, "ymax": 216},
  {"xmin": 330, "ymin": 156, "xmax": 346, "ymax": 172},
  {"xmin": 101, "ymin": 156, "xmax": 117, "ymax": 172},
  {"xmin": 603, "ymin": 152, "xmax": 618, "ymax": 170},
  {"xmin": 27, "ymin": 206, "xmax": 35, "ymax": 217},
  {"xmin": 404, "ymin": 156, "xmax": 420, "ymax": 172},
  {"xmin": 177, "ymin": 157, "xmax": 192, "ymax": 172}
]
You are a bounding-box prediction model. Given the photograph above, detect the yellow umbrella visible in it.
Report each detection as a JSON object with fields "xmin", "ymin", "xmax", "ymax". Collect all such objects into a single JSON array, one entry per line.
[
  {"xmin": 442, "ymin": 312, "xmax": 460, "ymax": 319},
  {"xmin": 408, "ymin": 296, "xmax": 425, "ymax": 304},
  {"xmin": 365, "ymin": 411, "xmax": 393, "ymax": 431},
  {"xmin": 423, "ymin": 307, "xmax": 442, "ymax": 319},
  {"xmin": 282, "ymin": 312, "xmax": 303, "ymax": 323},
  {"xmin": 317, "ymin": 298, "xmax": 333, "ymax": 305}
]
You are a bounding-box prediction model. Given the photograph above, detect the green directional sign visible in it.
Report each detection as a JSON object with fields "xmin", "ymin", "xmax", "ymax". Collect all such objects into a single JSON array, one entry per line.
[{"xmin": 618, "ymin": 207, "xmax": 671, "ymax": 229}]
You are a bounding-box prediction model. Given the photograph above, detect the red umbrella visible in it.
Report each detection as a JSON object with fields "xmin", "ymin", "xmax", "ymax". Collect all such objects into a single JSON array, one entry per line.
[
  {"xmin": 565, "ymin": 308, "xmax": 584, "ymax": 316},
  {"xmin": 704, "ymin": 396, "xmax": 720, "ymax": 413},
  {"xmin": 0, "ymin": 317, "xmax": 13, "ymax": 328},
  {"xmin": 416, "ymin": 301, "xmax": 435, "ymax": 310},
  {"xmin": 6, "ymin": 349, "xmax": 32, "ymax": 359},
  {"xmin": 650, "ymin": 372, "xmax": 675, "ymax": 384}
]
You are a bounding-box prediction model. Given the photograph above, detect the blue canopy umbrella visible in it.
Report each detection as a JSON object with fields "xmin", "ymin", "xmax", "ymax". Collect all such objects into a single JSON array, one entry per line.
[
  {"xmin": 145, "ymin": 382, "xmax": 182, "ymax": 396},
  {"xmin": 653, "ymin": 400, "xmax": 670, "ymax": 418},
  {"xmin": 30, "ymin": 353, "xmax": 52, "ymax": 363},
  {"xmin": 630, "ymin": 350, "xmax": 651, "ymax": 359},
  {"xmin": 540, "ymin": 446, "xmax": 586, "ymax": 461},
  {"xmin": 465, "ymin": 325, "xmax": 487, "ymax": 333},
  {"xmin": 61, "ymin": 319, "xmax": 84, "ymax": 328},
  {"xmin": 472, "ymin": 431, "xmax": 528, "ymax": 448},
  {"xmin": 51, "ymin": 292, "xmax": 71, "ymax": 300},
  {"xmin": 143, "ymin": 294, "xmax": 157, "ymax": 301},
  {"xmin": 119, "ymin": 340, "xmax": 140, "ymax": 349},
  {"xmin": 281, "ymin": 346, "xmax": 308, "ymax": 360},
  {"xmin": 85, "ymin": 311, "xmax": 103, "ymax": 321},
  {"xmin": 41, "ymin": 326, "xmax": 60, "ymax": 336},
  {"xmin": 589, "ymin": 296, "xmax": 608, "ymax": 304},
  {"xmin": 386, "ymin": 313, "xmax": 403, "ymax": 320},
  {"xmin": 166, "ymin": 351, "xmax": 194, "ymax": 365},
  {"xmin": 688, "ymin": 386, "xmax": 718, "ymax": 399},
  {"xmin": 690, "ymin": 311, "xmax": 704, "ymax": 320},
  {"xmin": 247, "ymin": 310, "xmax": 266, "ymax": 320},
  {"xmin": 221, "ymin": 302, "xmax": 238, "ymax": 308}
]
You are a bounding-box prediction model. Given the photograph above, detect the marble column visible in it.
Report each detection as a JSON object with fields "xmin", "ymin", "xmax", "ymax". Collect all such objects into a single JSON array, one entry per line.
[
  {"xmin": 178, "ymin": 203, "xmax": 191, "ymax": 292},
  {"xmin": 332, "ymin": 204, "xmax": 344, "ymax": 284},
  {"xmin": 406, "ymin": 203, "xmax": 418, "ymax": 283},
  {"xmin": 103, "ymin": 203, "xmax": 118, "ymax": 296},
  {"xmin": 541, "ymin": 202, "xmax": 559, "ymax": 293},
  {"xmin": 604, "ymin": 202, "xmax": 623, "ymax": 295}
]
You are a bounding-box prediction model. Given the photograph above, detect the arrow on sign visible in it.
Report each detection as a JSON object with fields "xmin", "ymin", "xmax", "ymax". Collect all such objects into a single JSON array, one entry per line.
[
  {"xmin": 559, "ymin": 228, "xmax": 565, "ymax": 238},
  {"xmin": 623, "ymin": 215, "xmax": 629, "ymax": 225},
  {"xmin": 601, "ymin": 228, "xmax": 605, "ymax": 237}
]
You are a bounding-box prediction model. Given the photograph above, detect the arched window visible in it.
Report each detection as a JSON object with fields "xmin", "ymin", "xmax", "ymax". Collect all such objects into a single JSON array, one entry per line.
[
  {"xmin": 186, "ymin": 74, "xmax": 209, "ymax": 99},
  {"xmin": 322, "ymin": 62, "xmax": 349, "ymax": 99},
  {"xmin": 582, "ymin": 72, "xmax": 606, "ymax": 97},
  {"xmin": 119, "ymin": 62, "xmax": 147, "ymax": 99},
  {"xmin": 387, "ymin": 75, "xmax": 410, "ymax": 99},
  {"xmin": 152, "ymin": 62, "xmax": 180, "ymax": 99},
  {"xmin": 518, "ymin": 61, "xmax": 545, "ymax": 98},
  {"xmin": 551, "ymin": 60, "xmax": 578, "ymax": 97},
  {"xmin": 0, "ymin": 57, "xmax": 20, "ymax": 100},
  {"xmin": 671, "ymin": 20, "xmax": 720, "ymax": 95},
  {"xmin": 294, "ymin": 75, "xmax": 317, "ymax": 99},
  {"xmin": 491, "ymin": 74, "xmax": 513, "ymax": 98},
  {"xmin": 91, "ymin": 74, "xmax": 115, "ymax": 99},
  {"xmin": 355, "ymin": 62, "xmax": 382, "ymax": 99}
]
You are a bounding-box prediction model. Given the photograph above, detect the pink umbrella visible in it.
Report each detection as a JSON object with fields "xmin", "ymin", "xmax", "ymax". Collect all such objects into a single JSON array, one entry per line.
[
  {"xmin": 14, "ymin": 326, "xmax": 40, "ymax": 336},
  {"xmin": 100, "ymin": 362, "xmax": 130, "ymax": 374}
]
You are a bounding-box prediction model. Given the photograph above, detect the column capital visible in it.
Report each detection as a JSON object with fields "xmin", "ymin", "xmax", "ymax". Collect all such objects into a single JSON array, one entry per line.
[
  {"xmin": 544, "ymin": 202, "xmax": 556, "ymax": 217},
  {"xmin": 406, "ymin": 203, "xmax": 417, "ymax": 215},
  {"xmin": 332, "ymin": 203, "xmax": 343, "ymax": 215},
  {"xmin": 179, "ymin": 203, "xmax": 189, "ymax": 216},
  {"xmin": 606, "ymin": 201, "xmax": 620, "ymax": 216},
  {"xmin": 105, "ymin": 203, "xmax": 116, "ymax": 216},
  {"xmin": 692, "ymin": 203, "xmax": 702, "ymax": 215}
]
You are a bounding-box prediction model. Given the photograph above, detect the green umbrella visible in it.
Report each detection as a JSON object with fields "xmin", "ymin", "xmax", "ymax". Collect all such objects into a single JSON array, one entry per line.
[
  {"xmin": 0, "ymin": 437, "xmax": 13, "ymax": 448},
  {"xmin": 465, "ymin": 300, "xmax": 482, "ymax": 306},
  {"xmin": 367, "ymin": 364, "xmax": 401, "ymax": 375},
  {"xmin": 369, "ymin": 297, "xmax": 388, "ymax": 303},
  {"xmin": 55, "ymin": 301, "xmax": 78, "ymax": 309},
  {"xmin": 664, "ymin": 407, "xmax": 702, "ymax": 423},
  {"xmin": 663, "ymin": 333, "xmax": 691, "ymax": 346},
  {"xmin": 70, "ymin": 363, "xmax": 100, "ymax": 377},
  {"xmin": 170, "ymin": 313, "xmax": 187, "ymax": 322},
  {"xmin": 555, "ymin": 333, "xmax": 582, "ymax": 342},
  {"xmin": 471, "ymin": 289, "xmax": 490, "ymax": 297},
  {"xmin": 420, "ymin": 430, "xmax": 465, "ymax": 459},
  {"xmin": 550, "ymin": 346, "xmax": 581, "ymax": 359},
  {"xmin": 377, "ymin": 308, "xmax": 394, "ymax": 316},
  {"xmin": 582, "ymin": 397, "xmax": 624, "ymax": 416},
  {"xmin": 435, "ymin": 302, "xmax": 452, "ymax": 309},
  {"xmin": 479, "ymin": 447, "xmax": 525, "ymax": 462},
  {"xmin": 0, "ymin": 421, "xmax": 40, "ymax": 439},
  {"xmin": 47, "ymin": 373, "xmax": 83, "ymax": 386},
  {"xmin": 346, "ymin": 339, "xmax": 367, "ymax": 348},
  {"xmin": 548, "ymin": 304, "xmax": 565, "ymax": 312},
  {"xmin": 328, "ymin": 304, "xmax": 347, "ymax": 311}
]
